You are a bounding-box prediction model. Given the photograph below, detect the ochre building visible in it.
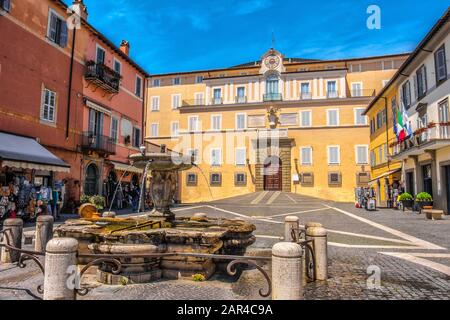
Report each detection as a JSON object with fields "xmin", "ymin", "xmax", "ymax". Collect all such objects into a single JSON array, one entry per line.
[{"xmin": 146, "ymin": 49, "xmax": 408, "ymax": 203}]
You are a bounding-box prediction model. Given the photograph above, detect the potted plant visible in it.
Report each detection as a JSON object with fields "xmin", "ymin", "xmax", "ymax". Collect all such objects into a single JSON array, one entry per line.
[
  {"xmin": 399, "ymin": 192, "xmax": 414, "ymax": 211},
  {"xmin": 415, "ymin": 192, "xmax": 433, "ymax": 210}
]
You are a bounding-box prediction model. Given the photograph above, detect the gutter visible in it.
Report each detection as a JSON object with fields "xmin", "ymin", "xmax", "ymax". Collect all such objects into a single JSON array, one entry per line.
[{"xmin": 66, "ymin": 27, "xmax": 77, "ymax": 139}]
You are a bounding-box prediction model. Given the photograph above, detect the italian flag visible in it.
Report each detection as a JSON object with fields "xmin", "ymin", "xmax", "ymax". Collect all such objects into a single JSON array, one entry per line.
[{"xmin": 397, "ymin": 109, "xmax": 406, "ymax": 142}]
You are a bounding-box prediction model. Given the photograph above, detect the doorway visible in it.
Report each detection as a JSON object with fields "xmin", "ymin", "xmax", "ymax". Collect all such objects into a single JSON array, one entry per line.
[
  {"xmin": 406, "ymin": 171, "xmax": 415, "ymax": 195},
  {"xmin": 422, "ymin": 164, "xmax": 433, "ymax": 197},
  {"xmin": 445, "ymin": 165, "xmax": 450, "ymax": 214},
  {"xmin": 264, "ymin": 156, "xmax": 282, "ymax": 191}
]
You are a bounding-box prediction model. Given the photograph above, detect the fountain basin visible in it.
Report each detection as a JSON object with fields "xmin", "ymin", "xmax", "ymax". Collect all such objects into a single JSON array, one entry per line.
[{"xmin": 55, "ymin": 216, "xmax": 256, "ymax": 284}]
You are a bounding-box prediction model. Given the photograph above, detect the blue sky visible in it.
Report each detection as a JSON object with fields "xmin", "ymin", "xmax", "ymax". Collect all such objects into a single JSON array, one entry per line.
[{"xmin": 68, "ymin": 0, "xmax": 449, "ymax": 74}]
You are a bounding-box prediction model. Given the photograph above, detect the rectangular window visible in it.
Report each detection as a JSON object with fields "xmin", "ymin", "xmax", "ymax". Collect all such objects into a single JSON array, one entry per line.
[
  {"xmin": 110, "ymin": 117, "xmax": 119, "ymax": 143},
  {"xmin": 327, "ymin": 81, "xmax": 337, "ymax": 98},
  {"xmin": 150, "ymin": 123, "xmax": 159, "ymax": 138},
  {"xmin": 186, "ymin": 173, "xmax": 198, "ymax": 186},
  {"xmin": 151, "ymin": 96, "xmax": 160, "ymax": 111},
  {"xmin": 247, "ymin": 115, "xmax": 265, "ymax": 128},
  {"xmin": 354, "ymin": 108, "xmax": 367, "ymax": 125},
  {"xmin": 280, "ymin": 113, "xmax": 298, "ymax": 126},
  {"xmin": 378, "ymin": 145, "xmax": 383, "ymax": 164},
  {"xmin": 41, "ymin": 88, "xmax": 56, "ymax": 122},
  {"xmin": 133, "ymin": 127, "xmax": 141, "ymax": 148},
  {"xmin": 351, "ymin": 82, "xmax": 363, "ymax": 97},
  {"xmin": 152, "ymin": 79, "xmax": 161, "ymax": 87},
  {"xmin": 370, "ymin": 150, "xmax": 376, "ymax": 167},
  {"xmin": 235, "ymin": 173, "xmax": 247, "ymax": 186},
  {"xmin": 328, "ymin": 172, "xmax": 342, "ymax": 186},
  {"xmin": 236, "ymin": 87, "xmax": 246, "ymax": 103},
  {"xmin": 188, "ymin": 116, "xmax": 199, "ymax": 132},
  {"xmin": 171, "ymin": 122, "xmax": 179, "ymax": 137},
  {"xmin": 211, "ymin": 115, "xmax": 222, "ymax": 131},
  {"xmin": 328, "ymin": 146, "xmax": 340, "ymax": 165},
  {"xmin": 416, "ymin": 64, "xmax": 428, "ymax": 99},
  {"xmin": 213, "ymin": 88, "xmax": 222, "ymax": 104},
  {"xmin": 1, "ymin": 0, "xmax": 11, "ymax": 12},
  {"xmin": 435, "ymin": 45, "xmax": 447, "ymax": 84},
  {"xmin": 355, "ymin": 145, "xmax": 368, "ymax": 164},
  {"xmin": 300, "ymin": 83, "xmax": 311, "ymax": 99},
  {"xmin": 327, "ymin": 109, "xmax": 339, "ymax": 126},
  {"xmin": 196, "ymin": 76, "xmax": 204, "ymax": 84},
  {"xmin": 300, "ymin": 110, "xmax": 312, "ymax": 127},
  {"xmin": 235, "ymin": 148, "xmax": 246, "ymax": 166},
  {"xmin": 113, "ymin": 59, "xmax": 122, "ymax": 75},
  {"xmin": 300, "ymin": 147, "xmax": 312, "ymax": 165},
  {"xmin": 210, "ymin": 149, "xmax": 222, "ymax": 166},
  {"xmin": 172, "ymin": 94, "xmax": 181, "ymax": 109},
  {"xmin": 47, "ymin": 10, "xmax": 68, "ymax": 48},
  {"xmin": 402, "ymin": 81, "xmax": 411, "ymax": 109},
  {"xmin": 236, "ymin": 113, "xmax": 247, "ymax": 130},
  {"xmin": 96, "ymin": 45, "xmax": 105, "ymax": 64},
  {"xmin": 210, "ymin": 173, "xmax": 222, "ymax": 186},
  {"xmin": 383, "ymin": 144, "xmax": 388, "ymax": 162},
  {"xmin": 135, "ymin": 76, "xmax": 142, "ymax": 97},
  {"xmin": 173, "ymin": 77, "xmax": 181, "ymax": 85}
]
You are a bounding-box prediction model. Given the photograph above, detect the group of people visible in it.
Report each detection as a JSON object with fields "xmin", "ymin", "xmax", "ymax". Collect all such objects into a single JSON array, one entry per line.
[{"xmin": 112, "ymin": 184, "xmax": 142, "ymax": 212}]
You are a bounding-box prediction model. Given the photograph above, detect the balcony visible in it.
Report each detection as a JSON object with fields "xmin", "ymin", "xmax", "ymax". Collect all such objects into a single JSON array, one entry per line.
[
  {"xmin": 235, "ymin": 96, "xmax": 247, "ymax": 104},
  {"xmin": 263, "ymin": 93, "xmax": 283, "ymax": 102},
  {"xmin": 81, "ymin": 132, "xmax": 116, "ymax": 156},
  {"xmin": 85, "ymin": 61, "xmax": 121, "ymax": 94},
  {"xmin": 300, "ymin": 92, "xmax": 312, "ymax": 100},
  {"xmin": 350, "ymin": 89, "xmax": 376, "ymax": 98},
  {"xmin": 327, "ymin": 91, "xmax": 339, "ymax": 99},
  {"xmin": 392, "ymin": 123, "xmax": 450, "ymax": 160},
  {"xmin": 212, "ymin": 98, "xmax": 223, "ymax": 105}
]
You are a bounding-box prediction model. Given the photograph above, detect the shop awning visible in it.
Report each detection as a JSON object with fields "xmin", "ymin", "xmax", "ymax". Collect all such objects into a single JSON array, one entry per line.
[
  {"xmin": 111, "ymin": 161, "xmax": 143, "ymax": 174},
  {"xmin": 369, "ymin": 169, "xmax": 401, "ymax": 183},
  {"xmin": 0, "ymin": 132, "xmax": 70, "ymax": 173}
]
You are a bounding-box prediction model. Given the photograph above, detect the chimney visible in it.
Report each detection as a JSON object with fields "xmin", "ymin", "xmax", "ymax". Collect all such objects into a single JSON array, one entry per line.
[
  {"xmin": 72, "ymin": 0, "xmax": 88, "ymax": 20},
  {"xmin": 120, "ymin": 40, "xmax": 130, "ymax": 56}
]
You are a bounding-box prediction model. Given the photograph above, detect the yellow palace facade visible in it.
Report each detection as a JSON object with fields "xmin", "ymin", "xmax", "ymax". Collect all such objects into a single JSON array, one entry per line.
[{"xmin": 145, "ymin": 49, "xmax": 408, "ymax": 203}]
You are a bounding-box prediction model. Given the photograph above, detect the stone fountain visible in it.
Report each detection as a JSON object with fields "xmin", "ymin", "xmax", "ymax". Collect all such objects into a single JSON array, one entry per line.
[{"xmin": 55, "ymin": 146, "xmax": 256, "ymax": 285}]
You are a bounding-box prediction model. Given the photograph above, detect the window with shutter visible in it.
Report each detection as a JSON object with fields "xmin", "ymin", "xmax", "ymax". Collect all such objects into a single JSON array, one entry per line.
[
  {"xmin": 59, "ymin": 21, "xmax": 68, "ymax": 47},
  {"xmin": 211, "ymin": 115, "xmax": 222, "ymax": 131},
  {"xmin": 1, "ymin": 0, "xmax": 11, "ymax": 11},
  {"xmin": 300, "ymin": 147, "xmax": 312, "ymax": 165},
  {"xmin": 300, "ymin": 110, "xmax": 311, "ymax": 127},
  {"xmin": 235, "ymin": 148, "xmax": 246, "ymax": 166},
  {"xmin": 435, "ymin": 45, "xmax": 447, "ymax": 84},
  {"xmin": 236, "ymin": 113, "xmax": 247, "ymax": 130},
  {"xmin": 211, "ymin": 149, "xmax": 221, "ymax": 166},
  {"xmin": 280, "ymin": 113, "xmax": 298, "ymax": 126},
  {"xmin": 356, "ymin": 146, "xmax": 368, "ymax": 164},
  {"xmin": 150, "ymin": 124, "xmax": 158, "ymax": 138},
  {"xmin": 41, "ymin": 88, "xmax": 56, "ymax": 123},
  {"xmin": 328, "ymin": 146, "xmax": 340, "ymax": 165},
  {"xmin": 151, "ymin": 97, "xmax": 160, "ymax": 111},
  {"xmin": 188, "ymin": 116, "xmax": 199, "ymax": 132},
  {"xmin": 110, "ymin": 118, "xmax": 118, "ymax": 143},
  {"xmin": 171, "ymin": 122, "xmax": 179, "ymax": 137},
  {"xmin": 133, "ymin": 127, "xmax": 141, "ymax": 147},
  {"xmin": 327, "ymin": 109, "xmax": 339, "ymax": 126}
]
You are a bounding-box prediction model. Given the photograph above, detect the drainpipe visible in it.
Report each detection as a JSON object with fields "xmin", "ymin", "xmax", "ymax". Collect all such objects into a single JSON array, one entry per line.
[{"xmin": 66, "ymin": 27, "xmax": 77, "ymax": 140}]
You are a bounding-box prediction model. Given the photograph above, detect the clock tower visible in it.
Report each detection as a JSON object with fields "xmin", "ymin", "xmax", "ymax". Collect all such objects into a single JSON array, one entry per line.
[{"xmin": 259, "ymin": 48, "xmax": 285, "ymax": 75}]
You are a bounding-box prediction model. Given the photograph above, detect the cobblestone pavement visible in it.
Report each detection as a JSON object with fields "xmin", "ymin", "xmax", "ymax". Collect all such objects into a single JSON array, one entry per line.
[{"xmin": 1, "ymin": 192, "xmax": 450, "ymax": 300}]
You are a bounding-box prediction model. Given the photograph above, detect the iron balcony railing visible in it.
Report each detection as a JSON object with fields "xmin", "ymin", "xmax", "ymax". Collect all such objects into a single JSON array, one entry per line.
[
  {"xmin": 392, "ymin": 123, "xmax": 450, "ymax": 156},
  {"xmin": 85, "ymin": 61, "xmax": 121, "ymax": 93},
  {"xmin": 263, "ymin": 93, "xmax": 283, "ymax": 102},
  {"xmin": 81, "ymin": 131, "xmax": 116, "ymax": 155},
  {"xmin": 212, "ymin": 97, "xmax": 223, "ymax": 105},
  {"xmin": 327, "ymin": 91, "xmax": 339, "ymax": 98},
  {"xmin": 300, "ymin": 92, "xmax": 312, "ymax": 100},
  {"xmin": 235, "ymin": 96, "xmax": 247, "ymax": 104}
]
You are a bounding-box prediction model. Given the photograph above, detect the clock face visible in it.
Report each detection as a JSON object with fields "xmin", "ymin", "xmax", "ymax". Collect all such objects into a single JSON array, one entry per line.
[{"xmin": 265, "ymin": 55, "xmax": 280, "ymax": 69}]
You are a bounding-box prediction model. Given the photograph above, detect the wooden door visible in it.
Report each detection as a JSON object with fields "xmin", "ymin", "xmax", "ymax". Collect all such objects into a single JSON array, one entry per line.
[{"xmin": 264, "ymin": 157, "xmax": 282, "ymax": 191}]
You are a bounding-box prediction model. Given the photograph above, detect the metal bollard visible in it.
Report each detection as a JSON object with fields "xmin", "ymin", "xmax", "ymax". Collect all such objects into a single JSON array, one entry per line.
[
  {"xmin": 1, "ymin": 218, "xmax": 23, "ymax": 263},
  {"xmin": 306, "ymin": 226, "xmax": 328, "ymax": 281},
  {"xmin": 284, "ymin": 216, "xmax": 299, "ymax": 242},
  {"xmin": 44, "ymin": 238, "xmax": 79, "ymax": 300},
  {"xmin": 272, "ymin": 242, "xmax": 303, "ymax": 300},
  {"xmin": 35, "ymin": 215, "xmax": 54, "ymax": 253}
]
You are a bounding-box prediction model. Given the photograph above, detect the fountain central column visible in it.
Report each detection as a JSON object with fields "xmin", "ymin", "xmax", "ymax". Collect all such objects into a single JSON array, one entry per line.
[{"xmin": 149, "ymin": 169, "xmax": 178, "ymax": 221}]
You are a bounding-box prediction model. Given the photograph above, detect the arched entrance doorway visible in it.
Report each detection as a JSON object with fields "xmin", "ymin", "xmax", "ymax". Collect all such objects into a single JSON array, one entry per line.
[
  {"xmin": 264, "ymin": 156, "xmax": 282, "ymax": 191},
  {"xmin": 84, "ymin": 163, "xmax": 99, "ymax": 196}
]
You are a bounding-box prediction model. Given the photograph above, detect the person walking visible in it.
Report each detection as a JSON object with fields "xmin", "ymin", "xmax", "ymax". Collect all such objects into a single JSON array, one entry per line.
[{"xmin": 116, "ymin": 184, "xmax": 124, "ymax": 210}]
